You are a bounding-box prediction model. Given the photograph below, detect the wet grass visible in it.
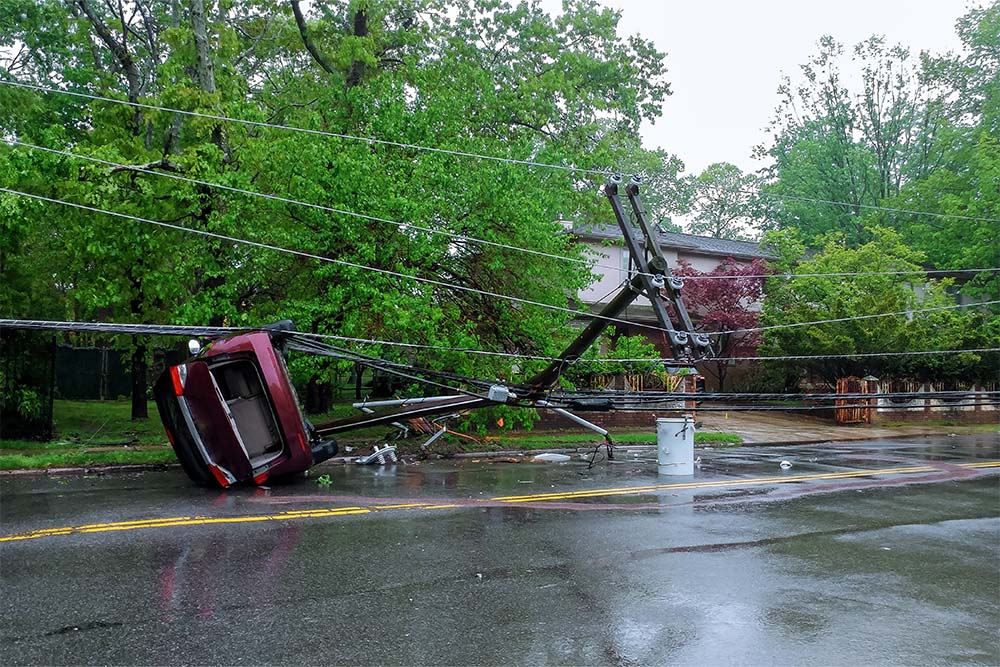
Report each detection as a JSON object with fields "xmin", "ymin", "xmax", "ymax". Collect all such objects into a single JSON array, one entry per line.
[
  {"xmin": 1, "ymin": 400, "xmax": 175, "ymax": 470},
  {"xmin": 692, "ymin": 432, "xmax": 744, "ymax": 445},
  {"xmin": 0, "ymin": 449, "xmax": 177, "ymax": 470},
  {"xmin": 1, "ymin": 440, "xmax": 88, "ymax": 452},
  {"xmin": 52, "ymin": 399, "xmax": 167, "ymax": 444}
]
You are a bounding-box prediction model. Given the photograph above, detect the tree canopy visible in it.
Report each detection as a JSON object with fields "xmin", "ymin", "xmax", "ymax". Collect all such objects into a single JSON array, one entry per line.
[
  {"xmin": 759, "ymin": 227, "xmax": 995, "ymax": 386},
  {"xmin": 673, "ymin": 257, "xmax": 770, "ymax": 390},
  {"xmin": 0, "ymin": 0, "xmax": 678, "ymax": 416},
  {"xmin": 754, "ymin": 4, "xmax": 999, "ymax": 300}
]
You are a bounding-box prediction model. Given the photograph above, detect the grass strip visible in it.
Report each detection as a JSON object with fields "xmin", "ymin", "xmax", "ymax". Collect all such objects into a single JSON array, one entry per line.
[
  {"xmin": 0, "ymin": 440, "xmax": 141, "ymax": 452},
  {"xmin": 0, "ymin": 449, "xmax": 177, "ymax": 470}
]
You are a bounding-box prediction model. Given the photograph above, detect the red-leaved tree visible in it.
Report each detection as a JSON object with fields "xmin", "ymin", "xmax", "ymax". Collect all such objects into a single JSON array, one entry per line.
[{"xmin": 671, "ymin": 258, "xmax": 771, "ymax": 391}]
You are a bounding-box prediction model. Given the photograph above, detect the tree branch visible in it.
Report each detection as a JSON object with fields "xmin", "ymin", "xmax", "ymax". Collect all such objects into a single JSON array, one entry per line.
[
  {"xmin": 73, "ymin": 0, "xmax": 143, "ymax": 133},
  {"xmin": 290, "ymin": 0, "xmax": 336, "ymax": 74},
  {"xmin": 109, "ymin": 159, "xmax": 182, "ymax": 175}
]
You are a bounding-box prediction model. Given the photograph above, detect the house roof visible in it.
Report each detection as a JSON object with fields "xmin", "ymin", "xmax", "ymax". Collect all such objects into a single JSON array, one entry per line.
[{"xmin": 571, "ymin": 223, "xmax": 775, "ymax": 260}]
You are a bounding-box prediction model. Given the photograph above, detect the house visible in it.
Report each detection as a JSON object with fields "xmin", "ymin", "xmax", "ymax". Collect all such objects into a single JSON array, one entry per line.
[{"xmin": 568, "ymin": 221, "xmax": 773, "ymax": 345}]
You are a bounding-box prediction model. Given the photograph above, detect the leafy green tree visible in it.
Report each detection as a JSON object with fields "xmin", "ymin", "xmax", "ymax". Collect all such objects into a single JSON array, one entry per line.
[
  {"xmin": 872, "ymin": 2, "xmax": 1000, "ymax": 297},
  {"xmin": 920, "ymin": 2, "xmax": 1000, "ymax": 129},
  {"xmin": 564, "ymin": 329, "xmax": 661, "ymax": 385},
  {"xmin": 755, "ymin": 34, "xmax": 947, "ymax": 246},
  {"xmin": 760, "ymin": 227, "xmax": 992, "ymax": 385},
  {"xmin": 1, "ymin": 0, "xmax": 675, "ymax": 417},
  {"xmin": 684, "ymin": 162, "xmax": 764, "ymax": 240},
  {"xmin": 617, "ymin": 149, "xmax": 688, "ymax": 233}
]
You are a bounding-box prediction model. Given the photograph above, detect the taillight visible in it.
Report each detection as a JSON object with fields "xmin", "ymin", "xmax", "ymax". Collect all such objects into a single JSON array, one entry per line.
[
  {"xmin": 169, "ymin": 365, "xmax": 186, "ymax": 396},
  {"xmin": 208, "ymin": 465, "xmax": 232, "ymax": 488}
]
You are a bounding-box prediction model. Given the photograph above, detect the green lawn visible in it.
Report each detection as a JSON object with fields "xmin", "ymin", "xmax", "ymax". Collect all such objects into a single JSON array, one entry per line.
[
  {"xmin": 0, "ymin": 399, "xmax": 742, "ymax": 470},
  {"xmin": 0, "ymin": 450, "xmax": 178, "ymax": 471},
  {"xmin": 52, "ymin": 399, "xmax": 168, "ymax": 444},
  {"xmin": 1, "ymin": 399, "xmax": 175, "ymax": 470}
]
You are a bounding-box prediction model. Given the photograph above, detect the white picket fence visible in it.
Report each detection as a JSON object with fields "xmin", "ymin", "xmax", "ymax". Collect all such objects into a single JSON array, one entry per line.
[{"xmin": 875, "ymin": 380, "xmax": 998, "ymax": 413}]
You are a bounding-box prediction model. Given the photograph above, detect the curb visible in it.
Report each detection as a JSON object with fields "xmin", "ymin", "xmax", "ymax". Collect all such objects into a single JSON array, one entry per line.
[{"xmin": 0, "ymin": 462, "xmax": 181, "ymax": 477}]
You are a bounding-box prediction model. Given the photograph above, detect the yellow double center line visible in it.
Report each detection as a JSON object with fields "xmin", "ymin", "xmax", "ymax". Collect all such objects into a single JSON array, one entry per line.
[
  {"xmin": 2, "ymin": 461, "xmax": 997, "ymax": 543},
  {"xmin": 493, "ymin": 464, "xmax": 940, "ymax": 502}
]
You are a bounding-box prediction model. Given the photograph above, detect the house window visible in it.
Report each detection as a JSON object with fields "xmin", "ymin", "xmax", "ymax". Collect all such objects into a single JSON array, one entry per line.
[{"xmin": 621, "ymin": 248, "xmax": 633, "ymax": 283}]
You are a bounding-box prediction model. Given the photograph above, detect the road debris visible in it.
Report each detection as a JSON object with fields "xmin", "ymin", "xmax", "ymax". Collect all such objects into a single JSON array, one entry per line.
[
  {"xmin": 532, "ymin": 453, "xmax": 571, "ymax": 463},
  {"xmin": 355, "ymin": 445, "xmax": 398, "ymax": 465}
]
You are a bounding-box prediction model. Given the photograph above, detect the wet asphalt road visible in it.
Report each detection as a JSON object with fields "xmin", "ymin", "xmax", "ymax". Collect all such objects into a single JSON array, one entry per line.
[{"xmin": 2, "ymin": 434, "xmax": 999, "ymax": 666}]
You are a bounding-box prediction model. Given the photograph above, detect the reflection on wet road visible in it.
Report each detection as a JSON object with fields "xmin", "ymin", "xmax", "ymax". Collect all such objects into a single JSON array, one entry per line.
[{"xmin": 2, "ymin": 434, "xmax": 998, "ymax": 665}]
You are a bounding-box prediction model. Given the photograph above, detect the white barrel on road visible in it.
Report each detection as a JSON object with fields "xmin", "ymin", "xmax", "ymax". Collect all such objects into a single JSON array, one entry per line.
[{"xmin": 656, "ymin": 416, "xmax": 694, "ymax": 476}]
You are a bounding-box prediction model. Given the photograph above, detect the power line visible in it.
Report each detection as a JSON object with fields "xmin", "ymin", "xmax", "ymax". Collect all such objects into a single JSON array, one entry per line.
[
  {"xmin": 591, "ymin": 348, "xmax": 1000, "ymax": 363},
  {"xmin": 552, "ymin": 390, "xmax": 1000, "ymax": 402},
  {"xmin": 282, "ymin": 336, "xmax": 497, "ymax": 399},
  {"xmin": 7, "ymin": 79, "xmax": 1000, "ymax": 226},
  {"xmin": 0, "ymin": 187, "xmax": 663, "ymax": 335},
  {"xmin": 13, "ymin": 143, "xmax": 999, "ymax": 290},
  {"xmin": 0, "ymin": 319, "xmax": 497, "ymax": 397},
  {"xmin": 0, "ymin": 80, "xmax": 610, "ymax": 176},
  {"xmin": 588, "ymin": 401, "xmax": 1000, "ymax": 413},
  {"xmin": 12, "ymin": 316, "xmax": 990, "ymax": 409},
  {"xmin": 0, "ymin": 320, "xmax": 241, "ymax": 337},
  {"xmin": 722, "ymin": 299, "xmax": 1000, "ymax": 336},
  {"xmin": 299, "ymin": 332, "xmax": 554, "ymax": 362},
  {"xmin": 9, "ymin": 140, "xmax": 627, "ymax": 278},
  {"xmin": 304, "ymin": 330, "xmax": 995, "ymax": 363},
  {"xmin": 731, "ymin": 187, "xmax": 1000, "ymax": 225},
  {"xmin": 41, "ymin": 186, "xmax": 981, "ymax": 344},
  {"xmin": 2, "ymin": 320, "xmax": 995, "ymax": 365},
  {"xmin": 698, "ymin": 348, "xmax": 1000, "ymax": 362},
  {"xmin": 673, "ymin": 268, "xmax": 1000, "ymax": 280}
]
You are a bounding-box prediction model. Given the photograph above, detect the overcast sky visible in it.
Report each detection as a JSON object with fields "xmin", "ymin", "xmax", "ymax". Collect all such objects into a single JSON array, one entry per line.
[{"xmin": 540, "ymin": 0, "xmax": 973, "ymax": 176}]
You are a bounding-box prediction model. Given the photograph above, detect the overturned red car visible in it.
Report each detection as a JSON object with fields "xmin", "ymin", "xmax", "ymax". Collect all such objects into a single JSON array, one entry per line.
[{"xmin": 154, "ymin": 329, "xmax": 336, "ymax": 488}]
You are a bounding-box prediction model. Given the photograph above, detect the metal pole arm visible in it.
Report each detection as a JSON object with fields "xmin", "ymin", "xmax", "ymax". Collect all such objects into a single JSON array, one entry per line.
[
  {"xmin": 623, "ymin": 177, "xmax": 711, "ymax": 357},
  {"xmin": 312, "ymin": 395, "xmax": 490, "ymax": 436},
  {"xmin": 522, "ymin": 273, "xmax": 646, "ymax": 399},
  {"xmin": 605, "ymin": 177, "xmax": 710, "ymax": 359}
]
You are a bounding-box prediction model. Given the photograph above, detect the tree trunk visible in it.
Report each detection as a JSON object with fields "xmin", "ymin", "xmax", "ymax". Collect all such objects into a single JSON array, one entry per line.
[
  {"xmin": 345, "ymin": 9, "xmax": 368, "ymax": 88},
  {"xmin": 75, "ymin": 0, "xmax": 143, "ymax": 134},
  {"xmin": 163, "ymin": 0, "xmax": 183, "ymax": 156},
  {"xmin": 189, "ymin": 0, "xmax": 229, "ymax": 158},
  {"xmin": 305, "ymin": 375, "xmax": 333, "ymax": 414},
  {"xmin": 130, "ymin": 336, "xmax": 149, "ymax": 420},
  {"xmin": 189, "ymin": 0, "xmax": 217, "ymax": 95},
  {"xmin": 716, "ymin": 361, "xmax": 728, "ymax": 393},
  {"xmin": 189, "ymin": 0, "xmax": 229, "ymax": 316}
]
